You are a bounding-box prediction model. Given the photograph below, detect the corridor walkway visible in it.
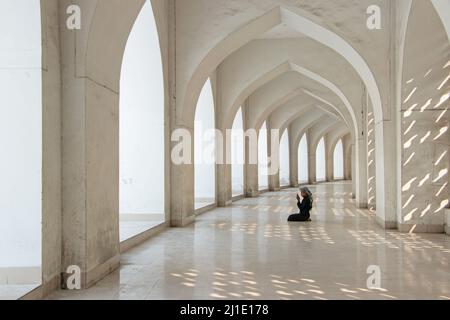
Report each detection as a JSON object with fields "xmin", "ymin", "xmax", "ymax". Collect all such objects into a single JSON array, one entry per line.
[{"xmin": 49, "ymin": 182, "xmax": 450, "ymax": 300}]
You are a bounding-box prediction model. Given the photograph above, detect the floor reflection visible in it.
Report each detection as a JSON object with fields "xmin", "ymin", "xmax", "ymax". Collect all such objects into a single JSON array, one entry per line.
[{"xmin": 48, "ymin": 181, "xmax": 450, "ymax": 300}]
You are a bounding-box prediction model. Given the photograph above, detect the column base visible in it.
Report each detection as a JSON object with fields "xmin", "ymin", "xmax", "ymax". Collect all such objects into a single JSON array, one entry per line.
[
  {"xmin": 60, "ymin": 254, "xmax": 121, "ymax": 291},
  {"xmin": 375, "ymin": 216, "xmax": 397, "ymax": 230},
  {"xmin": 217, "ymin": 200, "xmax": 232, "ymax": 208},
  {"xmin": 245, "ymin": 191, "xmax": 259, "ymax": 198},
  {"xmin": 232, "ymin": 195, "xmax": 245, "ymax": 202},
  {"xmin": 195, "ymin": 204, "xmax": 216, "ymax": 216},
  {"xmin": 85, "ymin": 254, "xmax": 121, "ymax": 289},
  {"xmin": 171, "ymin": 214, "xmax": 196, "ymax": 228}
]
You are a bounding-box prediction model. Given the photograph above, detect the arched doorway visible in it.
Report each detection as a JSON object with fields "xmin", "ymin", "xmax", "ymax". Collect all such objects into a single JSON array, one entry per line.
[
  {"xmin": 333, "ymin": 139, "xmax": 344, "ymax": 180},
  {"xmin": 316, "ymin": 137, "xmax": 326, "ymax": 182},
  {"xmin": 119, "ymin": 0, "xmax": 165, "ymax": 242},
  {"xmin": 194, "ymin": 79, "xmax": 216, "ymax": 209}
]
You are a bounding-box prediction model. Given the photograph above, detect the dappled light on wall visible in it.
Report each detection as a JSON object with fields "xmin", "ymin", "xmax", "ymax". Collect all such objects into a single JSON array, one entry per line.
[{"xmin": 400, "ymin": 45, "xmax": 449, "ymax": 231}]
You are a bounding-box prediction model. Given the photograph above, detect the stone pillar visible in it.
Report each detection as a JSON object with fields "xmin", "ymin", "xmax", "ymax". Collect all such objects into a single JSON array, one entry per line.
[
  {"xmin": 167, "ymin": 0, "xmax": 196, "ymax": 227},
  {"xmin": 214, "ymin": 70, "xmax": 232, "ymax": 207},
  {"xmin": 59, "ymin": 0, "xmax": 121, "ymax": 289},
  {"xmin": 245, "ymin": 162, "xmax": 259, "ymax": 197},
  {"xmin": 325, "ymin": 135, "xmax": 334, "ymax": 182},
  {"xmin": 216, "ymin": 129, "xmax": 232, "ymax": 207},
  {"xmin": 170, "ymin": 126, "xmax": 196, "ymax": 226},
  {"xmin": 289, "ymin": 125, "xmax": 299, "ymax": 187},
  {"xmin": 355, "ymin": 137, "xmax": 368, "ymax": 208},
  {"xmin": 395, "ymin": 0, "xmax": 449, "ymax": 234},
  {"xmin": 343, "ymin": 135, "xmax": 352, "ymax": 180},
  {"xmin": 243, "ymin": 102, "xmax": 259, "ymax": 197},
  {"xmin": 366, "ymin": 105, "xmax": 377, "ymax": 210},
  {"xmin": 375, "ymin": 120, "xmax": 398, "ymax": 229},
  {"xmin": 41, "ymin": 0, "xmax": 63, "ymax": 295},
  {"xmin": 267, "ymin": 120, "xmax": 280, "ymax": 192},
  {"xmin": 355, "ymin": 87, "xmax": 369, "ymax": 209},
  {"xmin": 307, "ymin": 130, "xmax": 316, "ymax": 184}
]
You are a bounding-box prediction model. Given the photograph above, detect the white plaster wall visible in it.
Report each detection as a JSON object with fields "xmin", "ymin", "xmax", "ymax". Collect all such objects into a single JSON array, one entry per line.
[
  {"xmin": 343, "ymin": 134, "xmax": 353, "ymax": 180},
  {"xmin": 120, "ymin": 0, "xmax": 165, "ymax": 215},
  {"xmin": 0, "ymin": 0, "xmax": 42, "ymax": 273},
  {"xmin": 40, "ymin": 0, "xmax": 63, "ymax": 291},
  {"xmin": 367, "ymin": 107, "xmax": 377, "ymax": 211},
  {"xmin": 400, "ymin": 0, "xmax": 450, "ymax": 232}
]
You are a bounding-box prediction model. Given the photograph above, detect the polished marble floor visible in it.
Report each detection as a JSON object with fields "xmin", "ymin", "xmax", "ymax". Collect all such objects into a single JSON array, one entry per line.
[{"xmin": 49, "ymin": 182, "xmax": 450, "ymax": 300}]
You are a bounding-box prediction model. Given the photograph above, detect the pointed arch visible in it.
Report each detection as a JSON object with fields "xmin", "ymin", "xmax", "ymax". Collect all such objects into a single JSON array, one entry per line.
[
  {"xmin": 119, "ymin": 0, "xmax": 166, "ymax": 241},
  {"xmin": 316, "ymin": 138, "xmax": 326, "ymax": 182},
  {"xmin": 194, "ymin": 79, "xmax": 216, "ymax": 209},
  {"xmin": 432, "ymin": 0, "xmax": 450, "ymax": 42},
  {"xmin": 182, "ymin": 6, "xmax": 383, "ymax": 126}
]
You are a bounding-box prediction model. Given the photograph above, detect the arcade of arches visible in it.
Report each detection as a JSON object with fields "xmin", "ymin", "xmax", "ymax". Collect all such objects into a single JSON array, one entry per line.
[{"xmin": 1, "ymin": 0, "xmax": 449, "ymax": 300}]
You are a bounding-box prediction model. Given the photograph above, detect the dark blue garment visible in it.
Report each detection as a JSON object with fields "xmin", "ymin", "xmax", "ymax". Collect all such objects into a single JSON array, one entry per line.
[{"xmin": 288, "ymin": 197, "xmax": 312, "ymax": 222}]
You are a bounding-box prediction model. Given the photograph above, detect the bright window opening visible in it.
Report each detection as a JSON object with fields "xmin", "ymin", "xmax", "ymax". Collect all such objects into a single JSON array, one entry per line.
[
  {"xmin": 279, "ymin": 129, "xmax": 290, "ymax": 187},
  {"xmin": 194, "ymin": 79, "xmax": 216, "ymax": 209},
  {"xmin": 316, "ymin": 137, "xmax": 326, "ymax": 182},
  {"xmin": 231, "ymin": 108, "xmax": 244, "ymax": 197},
  {"xmin": 0, "ymin": 0, "xmax": 42, "ymax": 293},
  {"xmin": 119, "ymin": 0, "xmax": 165, "ymax": 242},
  {"xmin": 333, "ymin": 139, "xmax": 344, "ymax": 180}
]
